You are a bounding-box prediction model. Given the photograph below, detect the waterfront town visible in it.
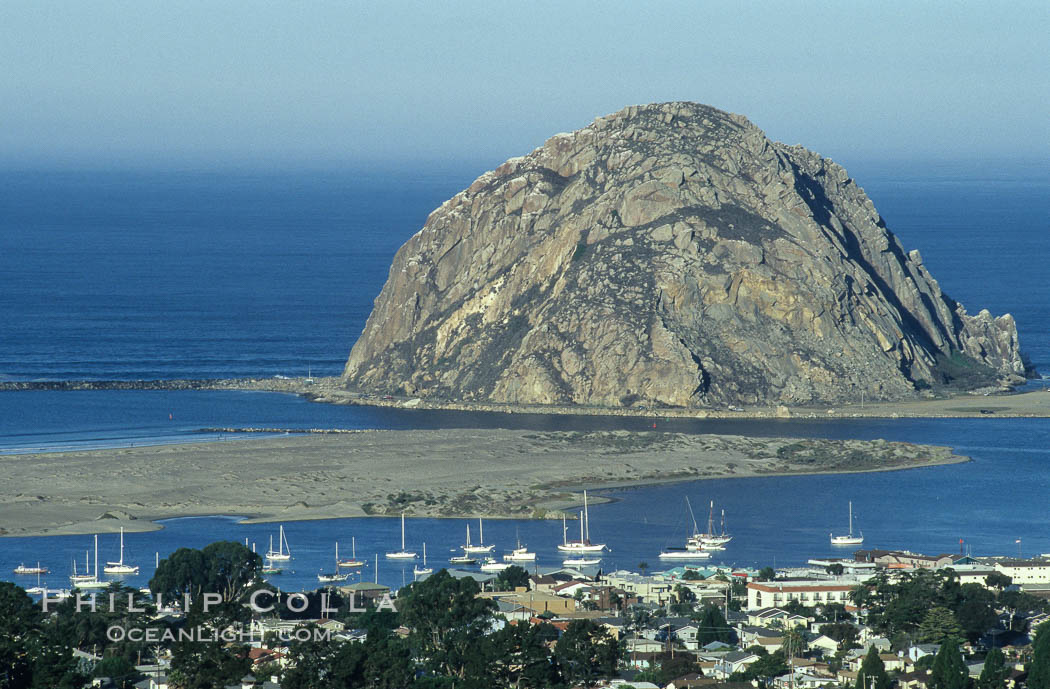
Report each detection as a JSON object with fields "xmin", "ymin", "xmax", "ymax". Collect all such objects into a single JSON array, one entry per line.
[{"xmin": 7, "ymin": 541, "xmax": 1050, "ymax": 689}]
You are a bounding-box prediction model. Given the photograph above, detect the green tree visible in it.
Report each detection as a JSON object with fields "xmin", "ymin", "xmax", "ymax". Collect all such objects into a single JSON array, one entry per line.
[
  {"xmin": 169, "ymin": 637, "xmax": 250, "ymax": 689},
  {"xmin": 694, "ymin": 604, "xmax": 735, "ymax": 645},
  {"xmin": 757, "ymin": 567, "xmax": 776, "ymax": 582},
  {"xmin": 743, "ymin": 649, "xmax": 788, "ymax": 687},
  {"xmin": 826, "ymin": 563, "xmax": 845, "ymax": 575},
  {"xmin": 978, "ymin": 647, "xmax": 1008, "ymax": 689},
  {"xmin": 929, "ymin": 638, "xmax": 968, "ymax": 689},
  {"xmin": 855, "ymin": 646, "xmax": 891, "ymax": 689},
  {"xmin": 783, "ymin": 627, "xmax": 808, "ymax": 658},
  {"xmin": 553, "ymin": 619, "xmax": 619, "ymax": 687},
  {"xmin": 1030, "ymin": 621, "xmax": 1050, "ymax": 689},
  {"xmin": 149, "ymin": 542, "xmax": 261, "ymax": 603},
  {"xmin": 638, "ymin": 562, "xmax": 649, "ymax": 576},
  {"xmin": 0, "ymin": 582, "xmax": 85, "ymax": 689},
  {"xmin": 815, "ymin": 602, "xmax": 853, "ymax": 622},
  {"xmin": 918, "ymin": 606, "xmax": 963, "ymax": 645},
  {"xmin": 955, "ymin": 585, "xmax": 997, "ymax": 642},
  {"xmin": 821, "ymin": 622, "xmax": 860, "ymax": 650},
  {"xmin": 670, "ymin": 584, "xmax": 697, "ymax": 616},
  {"xmin": 397, "ymin": 570, "xmax": 497, "ymax": 682},
  {"xmin": 984, "ymin": 572, "xmax": 1012, "ymax": 591},
  {"xmin": 489, "ymin": 621, "xmax": 561, "ymax": 688},
  {"xmin": 493, "ymin": 565, "xmax": 530, "ymax": 592},
  {"xmin": 92, "ymin": 656, "xmax": 138, "ymax": 689},
  {"xmin": 650, "ymin": 653, "xmax": 701, "ymax": 685}
]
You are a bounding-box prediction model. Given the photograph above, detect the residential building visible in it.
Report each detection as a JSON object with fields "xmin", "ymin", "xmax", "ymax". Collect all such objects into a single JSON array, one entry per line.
[{"xmin": 746, "ymin": 579, "xmax": 855, "ymax": 609}]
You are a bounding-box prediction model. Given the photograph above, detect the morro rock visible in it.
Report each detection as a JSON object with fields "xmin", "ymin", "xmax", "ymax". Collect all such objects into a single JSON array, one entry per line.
[{"xmin": 344, "ymin": 102, "xmax": 1026, "ymax": 408}]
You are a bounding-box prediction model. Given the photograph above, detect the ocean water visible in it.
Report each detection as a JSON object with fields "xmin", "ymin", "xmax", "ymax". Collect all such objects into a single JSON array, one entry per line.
[
  {"xmin": 1, "ymin": 161, "xmax": 1048, "ymax": 587},
  {"xmin": 1, "ymin": 162, "xmax": 1046, "ymax": 383}
]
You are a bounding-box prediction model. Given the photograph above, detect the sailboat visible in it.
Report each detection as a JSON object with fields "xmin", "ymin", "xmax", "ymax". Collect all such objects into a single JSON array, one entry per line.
[
  {"xmin": 103, "ymin": 527, "xmax": 140, "ymax": 575},
  {"xmin": 689, "ymin": 500, "xmax": 732, "ymax": 549},
  {"xmin": 265, "ymin": 525, "xmax": 292, "ymax": 561},
  {"xmin": 562, "ymin": 556, "xmax": 601, "ymax": 566},
  {"xmin": 413, "ymin": 543, "xmax": 433, "ymax": 577},
  {"xmin": 69, "ymin": 550, "xmax": 95, "ymax": 585},
  {"xmin": 662, "ymin": 498, "xmax": 714, "ymax": 558},
  {"xmin": 503, "ymin": 532, "xmax": 536, "ymax": 562},
  {"xmin": 13, "ymin": 562, "xmax": 49, "ymax": 575},
  {"xmin": 385, "ymin": 512, "xmax": 417, "ymax": 559},
  {"xmin": 336, "ymin": 538, "xmax": 365, "ymax": 568},
  {"xmin": 318, "ymin": 543, "xmax": 351, "ymax": 582},
  {"xmin": 557, "ymin": 491, "xmax": 605, "ymax": 553},
  {"xmin": 450, "ymin": 529, "xmax": 477, "ymax": 565},
  {"xmin": 72, "ymin": 535, "xmax": 107, "ymax": 589},
  {"xmin": 830, "ymin": 501, "xmax": 864, "ymax": 545},
  {"xmin": 261, "ymin": 558, "xmax": 283, "ymax": 575},
  {"xmin": 462, "ymin": 518, "xmax": 495, "ymax": 554}
]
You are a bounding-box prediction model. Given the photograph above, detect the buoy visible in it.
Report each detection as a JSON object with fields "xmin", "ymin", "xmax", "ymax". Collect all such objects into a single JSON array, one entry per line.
[{"xmin": 169, "ymin": 413, "xmax": 173, "ymax": 420}]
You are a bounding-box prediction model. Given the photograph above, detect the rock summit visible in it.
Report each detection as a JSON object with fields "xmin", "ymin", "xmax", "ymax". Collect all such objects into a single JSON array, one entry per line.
[{"xmin": 344, "ymin": 102, "xmax": 1026, "ymax": 408}]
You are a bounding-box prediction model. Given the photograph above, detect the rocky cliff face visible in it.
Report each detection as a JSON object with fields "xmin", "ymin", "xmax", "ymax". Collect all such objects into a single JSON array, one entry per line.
[{"xmin": 344, "ymin": 102, "xmax": 1027, "ymax": 408}]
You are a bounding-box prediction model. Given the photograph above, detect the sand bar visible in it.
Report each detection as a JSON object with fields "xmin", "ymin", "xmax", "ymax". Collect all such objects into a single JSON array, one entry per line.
[{"xmin": 0, "ymin": 429, "xmax": 966, "ymax": 538}]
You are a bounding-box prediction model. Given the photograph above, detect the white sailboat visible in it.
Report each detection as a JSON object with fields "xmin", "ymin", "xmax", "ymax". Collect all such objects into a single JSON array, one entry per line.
[
  {"xmin": 103, "ymin": 527, "xmax": 140, "ymax": 575},
  {"xmin": 503, "ymin": 533, "xmax": 536, "ymax": 562},
  {"xmin": 413, "ymin": 543, "xmax": 433, "ymax": 577},
  {"xmin": 664, "ymin": 498, "xmax": 715, "ymax": 558},
  {"xmin": 462, "ymin": 518, "xmax": 495, "ymax": 554},
  {"xmin": 562, "ymin": 556, "xmax": 601, "ymax": 566},
  {"xmin": 556, "ymin": 490, "xmax": 605, "ymax": 553},
  {"xmin": 69, "ymin": 550, "xmax": 95, "ymax": 585},
  {"xmin": 449, "ymin": 550, "xmax": 477, "ymax": 565},
  {"xmin": 689, "ymin": 500, "xmax": 732, "ymax": 549},
  {"xmin": 265, "ymin": 525, "xmax": 292, "ymax": 561},
  {"xmin": 73, "ymin": 535, "xmax": 107, "ymax": 589},
  {"xmin": 830, "ymin": 501, "xmax": 864, "ymax": 545},
  {"xmin": 385, "ymin": 512, "xmax": 417, "ymax": 559},
  {"xmin": 336, "ymin": 537, "xmax": 365, "ymax": 568}
]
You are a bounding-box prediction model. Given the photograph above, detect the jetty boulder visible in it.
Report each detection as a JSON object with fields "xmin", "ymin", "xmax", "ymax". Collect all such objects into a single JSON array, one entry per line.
[{"xmin": 343, "ymin": 102, "xmax": 1028, "ymax": 408}]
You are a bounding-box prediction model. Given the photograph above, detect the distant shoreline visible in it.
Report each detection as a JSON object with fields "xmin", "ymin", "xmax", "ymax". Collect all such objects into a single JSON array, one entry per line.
[{"xmin": 2, "ymin": 375, "xmax": 1049, "ymax": 419}]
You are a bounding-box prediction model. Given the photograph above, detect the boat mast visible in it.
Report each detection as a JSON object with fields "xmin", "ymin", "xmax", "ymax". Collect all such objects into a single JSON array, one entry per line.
[
  {"xmin": 562, "ymin": 515, "xmax": 567, "ymax": 546},
  {"xmin": 479, "ymin": 518, "xmax": 484, "ymax": 545},
  {"xmin": 686, "ymin": 497, "xmax": 699, "ymax": 535},
  {"xmin": 401, "ymin": 512, "xmax": 406, "ymax": 550},
  {"xmin": 583, "ymin": 491, "xmax": 590, "ymax": 542},
  {"xmin": 707, "ymin": 500, "xmax": 715, "ymax": 536},
  {"xmin": 94, "ymin": 534, "xmax": 98, "ymax": 578},
  {"xmin": 579, "ymin": 510, "xmax": 585, "ymax": 543},
  {"xmin": 849, "ymin": 502, "xmax": 853, "ymax": 537}
]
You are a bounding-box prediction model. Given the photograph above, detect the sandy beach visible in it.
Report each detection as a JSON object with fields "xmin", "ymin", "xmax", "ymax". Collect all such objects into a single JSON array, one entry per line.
[
  {"xmin": 310, "ymin": 382, "xmax": 1050, "ymax": 419},
  {"xmin": 0, "ymin": 429, "xmax": 966, "ymax": 538}
]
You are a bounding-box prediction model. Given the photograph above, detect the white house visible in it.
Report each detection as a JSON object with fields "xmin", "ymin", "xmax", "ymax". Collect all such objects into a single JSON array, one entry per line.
[{"xmin": 747, "ymin": 580, "xmax": 855, "ymax": 610}]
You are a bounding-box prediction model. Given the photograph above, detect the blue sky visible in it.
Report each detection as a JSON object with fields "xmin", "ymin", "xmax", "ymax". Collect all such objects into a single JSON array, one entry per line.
[{"xmin": 1, "ymin": 1, "xmax": 1046, "ymax": 170}]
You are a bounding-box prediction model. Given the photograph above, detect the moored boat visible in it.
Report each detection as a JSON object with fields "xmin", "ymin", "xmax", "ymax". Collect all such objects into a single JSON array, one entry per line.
[{"xmin": 556, "ymin": 491, "xmax": 605, "ymax": 553}]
